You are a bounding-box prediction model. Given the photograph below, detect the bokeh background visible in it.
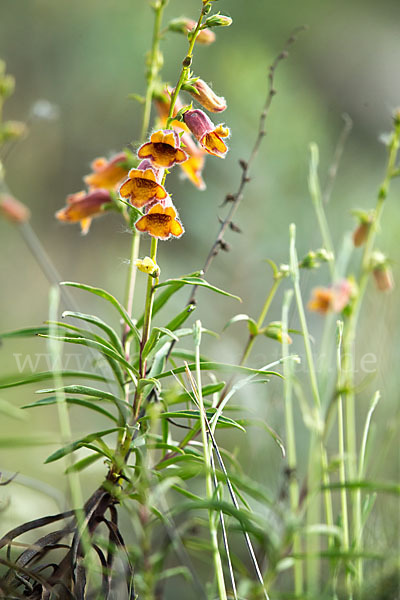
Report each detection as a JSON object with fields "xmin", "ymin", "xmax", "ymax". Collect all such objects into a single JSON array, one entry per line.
[{"xmin": 1, "ymin": 0, "xmax": 399, "ymax": 589}]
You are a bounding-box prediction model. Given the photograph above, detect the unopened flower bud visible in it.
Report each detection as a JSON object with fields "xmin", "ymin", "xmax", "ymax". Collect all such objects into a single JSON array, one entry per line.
[
  {"xmin": 0, "ymin": 74, "xmax": 15, "ymax": 99},
  {"xmin": 371, "ymin": 251, "xmax": 394, "ymax": 292},
  {"xmin": 393, "ymin": 107, "xmax": 400, "ymax": 127},
  {"xmin": 189, "ymin": 79, "xmax": 226, "ymax": 113},
  {"xmin": 0, "ymin": 121, "xmax": 27, "ymax": 143},
  {"xmin": 262, "ymin": 321, "xmax": 292, "ymax": 344},
  {"xmin": 203, "ymin": 14, "xmax": 233, "ymax": 28},
  {"xmin": 373, "ymin": 265, "xmax": 394, "ymax": 292},
  {"xmin": 134, "ymin": 256, "xmax": 160, "ymax": 278},
  {"xmin": 168, "ymin": 17, "xmax": 216, "ymax": 45},
  {"xmin": 315, "ymin": 248, "xmax": 334, "ymax": 263},
  {"xmin": 353, "ymin": 222, "xmax": 370, "ymax": 247},
  {"xmin": 0, "ymin": 193, "xmax": 30, "ymax": 224}
]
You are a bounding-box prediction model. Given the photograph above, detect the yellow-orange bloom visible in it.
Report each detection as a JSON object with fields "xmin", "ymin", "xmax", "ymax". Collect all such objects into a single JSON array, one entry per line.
[
  {"xmin": 135, "ymin": 203, "xmax": 184, "ymax": 240},
  {"xmin": 308, "ymin": 280, "xmax": 353, "ymax": 314},
  {"xmin": 183, "ymin": 109, "xmax": 230, "ymax": 158},
  {"xmin": 0, "ymin": 193, "xmax": 30, "ymax": 224},
  {"xmin": 56, "ymin": 188, "xmax": 112, "ymax": 235},
  {"xmin": 119, "ymin": 167, "xmax": 167, "ymax": 208},
  {"xmin": 84, "ymin": 152, "xmax": 129, "ymax": 190},
  {"xmin": 138, "ymin": 130, "xmax": 187, "ymax": 168}
]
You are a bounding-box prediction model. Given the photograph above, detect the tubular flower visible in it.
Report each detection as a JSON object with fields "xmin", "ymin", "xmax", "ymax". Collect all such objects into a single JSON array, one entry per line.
[
  {"xmin": 183, "ymin": 109, "xmax": 229, "ymax": 158},
  {"xmin": 308, "ymin": 279, "xmax": 353, "ymax": 314},
  {"xmin": 56, "ymin": 188, "xmax": 112, "ymax": 235},
  {"xmin": 138, "ymin": 130, "xmax": 187, "ymax": 168},
  {"xmin": 135, "ymin": 202, "xmax": 184, "ymax": 240},
  {"xmin": 119, "ymin": 167, "xmax": 167, "ymax": 208},
  {"xmin": 0, "ymin": 193, "xmax": 30, "ymax": 224},
  {"xmin": 189, "ymin": 79, "xmax": 226, "ymax": 113},
  {"xmin": 180, "ymin": 132, "xmax": 207, "ymax": 190},
  {"xmin": 84, "ymin": 152, "xmax": 130, "ymax": 190}
]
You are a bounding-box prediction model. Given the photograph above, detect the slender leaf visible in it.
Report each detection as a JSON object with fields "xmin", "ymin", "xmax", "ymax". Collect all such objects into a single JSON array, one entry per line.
[
  {"xmin": 65, "ymin": 453, "xmax": 102, "ymax": 473},
  {"xmin": 44, "ymin": 428, "xmax": 120, "ymax": 463},
  {"xmin": 152, "ymin": 409, "xmax": 245, "ymax": 432},
  {"xmin": 0, "ymin": 326, "xmax": 49, "ymax": 339},
  {"xmin": 165, "ymin": 304, "xmax": 196, "ymax": 331},
  {"xmin": 0, "ymin": 370, "xmax": 108, "ymax": 390},
  {"xmin": 60, "ymin": 281, "xmax": 140, "ymax": 342},
  {"xmin": 22, "ymin": 396, "xmax": 118, "ymax": 423},
  {"xmin": 155, "ymin": 276, "xmax": 241, "ymax": 302},
  {"xmin": 223, "ymin": 314, "xmax": 258, "ymax": 336},
  {"xmin": 35, "ymin": 384, "xmax": 129, "ymax": 420},
  {"xmin": 62, "ymin": 310, "xmax": 124, "ymax": 354},
  {"xmin": 39, "ymin": 334, "xmax": 138, "ymax": 380},
  {"xmin": 155, "ymin": 362, "xmax": 283, "ymax": 380}
]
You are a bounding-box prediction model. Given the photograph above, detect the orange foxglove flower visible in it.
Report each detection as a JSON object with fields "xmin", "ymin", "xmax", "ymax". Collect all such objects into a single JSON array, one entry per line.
[
  {"xmin": 308, "ymin": 280, "xmax": 353, "ymax": 314},
  {"xmin": 138, "ymin": 130, "xmax": 187, "ymax": 168},
  {"xmin": 0, "ymin": 193, "xmax": 30, "ymax": 224},
  {"xmin": 183, "ymin": 109, "xmax": 229, "ymax": 158},
  {"xmin": 119, "ymin": 164, "xmax": 167, "ymax": 208},
  {"xmin": 189, "ymin": 79, "xmax": 227, "ymax": 113},
  {"xmin": 56, "ymin": 188, "xmax": 112, "ymax": 235},
  {"xmin": 180, "ymin": 132, "xmax": 206, "ymax": 190},
  {"xmin": 135, "ymin": 202, "xmax": 184, "ymax": 240},
  {"xmin": 84, "ymin": 152, "xmax": 130, "ymax": 190}
]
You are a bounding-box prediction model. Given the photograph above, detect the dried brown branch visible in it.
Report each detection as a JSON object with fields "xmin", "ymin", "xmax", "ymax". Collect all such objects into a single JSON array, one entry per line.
[{"xmin": 187, "ymin": 25, "xmax": 308, "ymax": 304}]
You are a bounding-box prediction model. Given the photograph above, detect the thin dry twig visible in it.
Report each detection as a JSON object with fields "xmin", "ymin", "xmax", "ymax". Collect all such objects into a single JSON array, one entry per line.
[{"xmin": 187, "ymin": 25, "xmax": 308, "ymax": 304}]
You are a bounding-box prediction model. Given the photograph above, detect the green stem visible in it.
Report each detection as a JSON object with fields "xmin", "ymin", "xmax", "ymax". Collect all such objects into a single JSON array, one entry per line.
[
  {"xmin": 140, "ymin": 0, "xmax": 167, "ymax": 141},
  {"xmin": 342, "ymin": 117, "xmax": 400, "ymax": 591},
  {"xmin": 194, "ymin": 321, "xmax": 227, "ymax": 600},
  {"xmin": 133, "ymin": 237, "xmax": 158, "ymax": 420},
  {"xmin": 308, "ymin": 143, "xmax": 335, "ymax": 280},
  {"xmin": 289, "ymin": 223, "xmax": 334, "ymax": 593},
  {"xmin": 282, "ymin": 290, "xmax": 303, "ymax": 596},
  {"xmin": 336, "ymin": 320, "xmax": 352, "ymax": 599},
  {"xmin": 167, "ymin": 6, "xmax": 205, "ymax": 124},
  {"xmin": 218, "ymin": 276, "xmax": 281, "ymax": 405}
]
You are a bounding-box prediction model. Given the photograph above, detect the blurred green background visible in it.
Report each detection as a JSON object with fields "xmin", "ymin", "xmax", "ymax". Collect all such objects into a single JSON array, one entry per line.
[{"xmin": 0, "ymin": 0, "xmax": 399, "ymax": 586}]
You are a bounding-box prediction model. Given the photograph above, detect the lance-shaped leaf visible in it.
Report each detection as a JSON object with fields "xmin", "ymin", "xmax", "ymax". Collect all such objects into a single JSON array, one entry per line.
[
  {"xmin": 22, "ymin": 396, "xmax": 118, "ymax": 423},
  {"xmin": 60, "ymin": 281, "xmax": 140, "ymax": 342},
  {"xmin": 155, "ymin": 276, "xmax": 241, "ymax": 302},
  {"xmin": 136, "ymin": 271, "xmax": 203, "ymax": 328},
  {"xmin": 39, "ymin": 334, "xmax": 139, "ymax": 382},
  {"xmin": 154, "ymin": 361, "xmax": 283, "ymax": 380},
  {"xmin": 62, "ymin": 311, "xmax": 124, "ymax": 354},
  {"xmin": 44, "ymin": 428, "xmax": 121, "ymax": 463},
  {"xmin": 223, "ymin": 313, "xmax": 258, "ymax": 336},
  {"xmin": 150, "ymin": 409, "xmax": 245, "ymax": 432},
  {"xmin": 35, "ymin": 384, "xmax": 130, "ymax": 421},
  {"xmin": 0, "ymin": 371, "xmax": 108, "ymax": 390}
]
